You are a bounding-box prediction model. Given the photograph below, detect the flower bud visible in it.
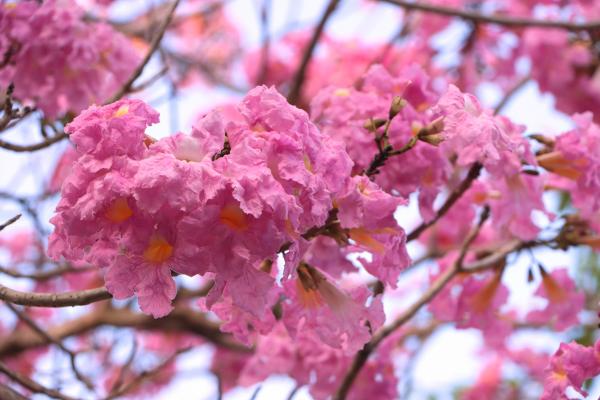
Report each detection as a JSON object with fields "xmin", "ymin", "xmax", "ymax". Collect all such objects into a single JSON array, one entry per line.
[
  {"xmin": 389, "ymin": 96, "xmax": 407, "ymax": 119},
  {"xmin": 363, "ymin": 118, "xmax": 387, "ymax": 131}
]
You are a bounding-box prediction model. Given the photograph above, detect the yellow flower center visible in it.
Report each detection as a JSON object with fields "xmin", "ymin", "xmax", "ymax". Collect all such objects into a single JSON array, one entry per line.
[
  {"xmin": 219, "ymin": 203, "xmax": 249, "ymax": 231},
  {"xmin": 143, "ymin": 235, "xmax": 173, "ymax": 264},
  {"xmin": 104, "ymin": 198, "xmax": 133, "ymax": 223},
  {"xmin": 348, "ymin": 227, "xmax": 386, "ymax": 254},
  {"xmin": 113, "ymin": 105, "xmax": 129, "ymax": 118}
]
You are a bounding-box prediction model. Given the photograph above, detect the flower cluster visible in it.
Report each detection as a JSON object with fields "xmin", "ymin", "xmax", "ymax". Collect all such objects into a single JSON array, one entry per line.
[
  {"xmin": 0, "ymin": 0, "xmax": 139, "ymax": 118},
  {"xmin": 48, "ymin": 87, "xmax": 406, "ymax": 367}
]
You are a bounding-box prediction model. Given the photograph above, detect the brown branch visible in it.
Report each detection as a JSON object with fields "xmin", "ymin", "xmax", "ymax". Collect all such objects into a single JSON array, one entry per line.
[
  {"xmin": 334, "ymin": 206, "xmax": 490, "ymax": 400},
  {"xmin": 0, "ymin": 264, "xmax": 95, "ymax": 281},
  {"xmin": 380, "ymin": 0, "xmax": 600, "ymax": 31},
  {"xmin": 0, "ymin": 132, "xmax": 67, "ymax": 152},
  {"xmin": 6, "ymin": 303, "xmax": 94, "ymax": 390},
  {"xmin": 287, "ymin": 0, "xmax": 341, "ymax": 105},
  {"xmin": 105, "ymin": 0, "xmax": 181, "ymax": 104},
  {"xmin": 0, "ymin": 283, "xmax": 111, "ymax": 307},
  {"xmin": 256, "ymin": 0, "xmax": 272, "ymax": 85},
  {"xmin": 493, "ymin": 75, "xmax": 531, "ymax": 114},
  {"xmin": 0, "ymin": 305, "xmax": 249, "ymax": 358},
  {"xmin": 0, "ymin": 214, "xmax": 20, "ymax": 231},
  {"xmin": 0, "ymin": 360, "xmax": 77, "ymax": 400},
  {"xmin": 407, "ymin": 162, "xmax": 482, "ymax": 242},
  {"xmin": 105, "ymin": 346, "xmax": 192, "ymax": 399},
  {"xmin": 0, "ymin": 383, "xmax": 28, "ymax": 400}
]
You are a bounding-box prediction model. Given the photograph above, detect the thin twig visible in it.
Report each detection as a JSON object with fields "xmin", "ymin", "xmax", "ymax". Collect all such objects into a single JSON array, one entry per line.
[
  {"xmin": 0, "ymin": 360, "xmax": 77, "ymax": 400},
  {"xmin": 380, "ymin": 0, "xmax": 600, "ymax": 31},
  {"xmin": 0, "ymin": 264, "xmax": 95, "ymax": 281},
  {"xmin": 104, "ymin": 346, "xmax": 192, "ymax": 400},
  {"xmin": 333, "ymin": 206, "xmax": 490, "ymax": 399},
  {"xmin": 105, "ymin": 0, "xmax": 180, "ymax": 104},
  {"xmin": 256, "ymin": 0, "xmax": 272, "ymax": 85},
  {"xmin": 0, "ymin": 132, "xmax": 67, "ymax": 152},
  {"xmin": 0, "ymin": 214, "xmax": 20, "ymax": 231},
  {"xmin": 109, "ymin": 338, "xmax": 138, "ymax": 396},
  {"xmin": 407, "ymin": 162, "xmax": 482, "ymax": 242},
  {"xmin": 287, "ymin": 0, "xmax": 341, "ymax": 105},
  {"xmin": 0, "ymin": 382, "xmax": 28, "ymax": 400},
  {"xmin": 493, "ymin": 75, "xmax": 531, "ymax": 114},
  {"xmin": 6, "ymin": 303, "xmax": 94, "ymax": 389}
]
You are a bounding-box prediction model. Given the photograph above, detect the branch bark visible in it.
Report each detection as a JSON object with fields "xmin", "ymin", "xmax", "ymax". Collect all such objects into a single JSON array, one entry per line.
[
  {"xmin": 105, "ymin": 0, "xmax": 181, "ymax": 104},
  {"xmin": 0, "ymin": 283, "xmax": 111, "ymax": 307},
  {"xmin": 380, "ymin": 0, "xmax": 600, "ymax": 31},
  {"xmin": 287, "ymin": 0, "xmax": 341, "ymax": 105}
]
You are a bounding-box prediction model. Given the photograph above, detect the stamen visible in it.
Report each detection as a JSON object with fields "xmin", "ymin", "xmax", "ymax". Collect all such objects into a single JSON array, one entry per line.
[
  {"xmin": 143, "ymin": 235, "xmax": 173, "ymax": 264},
  {"xmin": 219, "ymin": 203, "xmax": 249, "ymax": 231},
  {"xmin": 104, "ymin": 198, "xmax": 133, "ymax": 223}
]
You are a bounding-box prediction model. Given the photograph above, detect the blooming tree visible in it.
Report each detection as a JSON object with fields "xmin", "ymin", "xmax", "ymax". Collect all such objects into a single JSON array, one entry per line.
[{"xmin": 2, "ymin": 0, "xmax": 600, "ymax": 399}]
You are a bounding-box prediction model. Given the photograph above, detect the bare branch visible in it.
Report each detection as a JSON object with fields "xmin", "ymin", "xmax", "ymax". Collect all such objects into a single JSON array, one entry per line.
[
  {"xmin": 380, "ymin": 0, "xmax": 600, "ymax": 31},
  {"xmin": 287, "ymin": 0, "xmax": 341, "ymax": 105},
  {"xmin": 0, "ymin": 360, "xmax": 77, "ymax": 400},
  {"xmin": 494, "ymin": 75, "xmax": 531, "ymax": 114},
  {"xmin": 6, "ymin": 303, "xmax": 94, "ymax": 389},
  {"xmin": 0, "ymin": 132, "xmax": 68, "ymax": 152},
  {"xmin": 0, "ymin": 305, "xmax": 250, "ymax": 357},
  {"xmin": 0, "ymin": 382, "xmax": 28, "ymax": 400},
  {"xmin": 0, "ymin": 283, "xmax": 111, "ymax": 307},
  {"xmin": 105, "ymin": 346, "xmax": 192, "ymax": 400},
  {"xmin": 407, "ymin": 162, "xmax": 482, "ymax": 242},
  {"xmin": 0, "ymin": 214, "xmax": 20, "ymax": 231},
  {"xmin": 334, "ymin": 206, "xmax": 491, "ymax": 399},
  {"xmin": 105, "ymin": 0, "xmax": 181, "ymax": 104}
]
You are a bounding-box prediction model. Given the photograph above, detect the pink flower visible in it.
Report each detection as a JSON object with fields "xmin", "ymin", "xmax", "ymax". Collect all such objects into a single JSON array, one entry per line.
[
  {"xmin": 524, "ymin": 28, "xmax": 600, "ymax": 120},
  {"xmin": 0, "ymin": 0, "xmax": 140, "ymax": 118},
  {"xmin": 541, "ymin": 341, "xmax": 600, "ymax": 399},
  {"xmin": 336, "ymin": 176, "xmax": 410, "ymax": 287},
  {"xmin": 282, "ymin": 263, "xmax": 384, "ymax": 355},
  {"xmin": 50, "ymin": 86, "xmax": 358, "ymax": 321},
  {"xmin": 65, "ymin": 99, "xmax": 159, "ymax": 160},
  {"xmin": 237, "ymin": 321, "xmax": 398, "ymax": 400},
  {"xmin": 311, "ymin": 64, "xmax": 449, "ymax": 220},
  {"xmin": 526, "ymin": 268, "xmax": 584, "ymax": 331},
  {"xmin": 540, "ymin": 113, "xmax": 600, "ymax": 232},
  {"xmin": 434, "ymin": 85, "xmax": 528, "ymax": 177}
]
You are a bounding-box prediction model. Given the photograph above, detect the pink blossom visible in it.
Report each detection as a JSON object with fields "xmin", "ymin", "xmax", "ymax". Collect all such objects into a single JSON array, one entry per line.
[
  {"xmin": 526, "ymin": 268, "xmax": 584, "ymax": 331},
  {"xmin": 540, "ymin": 113, "xmax": 600, "ymax": 232},
  {"xmin": 311, "ymin": 64, "xmax": 450, "ymax": 220},
  {"xmin": 336, "ymin": 176, "xmax": 410, "ymax": 286},
  {"xmin": 434, "ymin": 85, "xmax": 528, "ymax": 177},
  {"xmin": 524, "ymin": 28, "xmax": 600, "ymax": 120},
  {"xmin": 541, "ymin": 341, "xmax": 600, "ymax": 399},
  {"xmin": 282, "ymin": 264, "xmax": 384, "ymax": 355},
  {"xmin": 0, "ymin": 0, "xmax": 140, "ymax": 118}
]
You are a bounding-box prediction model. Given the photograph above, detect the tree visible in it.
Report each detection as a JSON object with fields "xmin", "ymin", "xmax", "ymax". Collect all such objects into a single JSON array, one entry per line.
[{"xmin": 1, "ymin": 0, "xmax": 600, "ymax": 399}]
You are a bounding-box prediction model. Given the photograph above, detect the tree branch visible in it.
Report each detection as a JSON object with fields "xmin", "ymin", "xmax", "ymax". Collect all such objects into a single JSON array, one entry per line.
[
  {"xmin": 105, "ymin": 0, "xmax": 181, "ymax": 104},
  {"xmin": 334, "ymin": 205, "xmax": 490, "ymax": 399},
  {"xmin": 380, "ymin": 0, "xmax": 600, "ymax": 31},
  {"xmin": 0, "ymin": 360, "xmax": 77, "ymax": 400},
  {"xmin": 0, "ymin": 305, "xmax": 249, "ymax": 358},
  {"xmin": 407, "ymin": 162, "xmax": 482, "ymax": 242},
  {"xmin": 0, "ymin": 214, "xmax": 20, "ymax": 231},
  {"xmin": 287, "ymin": 0, "xmax": 341, "ymax": 105},
  {"xmin": 0, "ymin": 132, "xmax": 67, "ymax": 152},
  {"xmin": 0, "ymin": 283, "xmax": 111, "ymax": 307}
]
